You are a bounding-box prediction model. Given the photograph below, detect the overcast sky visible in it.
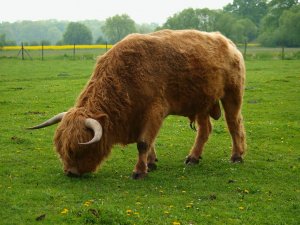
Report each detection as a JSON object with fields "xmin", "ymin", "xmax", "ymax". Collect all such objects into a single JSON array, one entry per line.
[{"xmin": 1, "ymin": 0, "xmax": 232, "ymax": 25}]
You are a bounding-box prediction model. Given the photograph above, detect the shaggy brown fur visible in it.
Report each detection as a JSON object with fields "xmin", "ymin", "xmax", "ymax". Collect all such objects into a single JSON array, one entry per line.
[{"xmin": 53, "ymin": 29, "xmax": 246, "ymax": 178}]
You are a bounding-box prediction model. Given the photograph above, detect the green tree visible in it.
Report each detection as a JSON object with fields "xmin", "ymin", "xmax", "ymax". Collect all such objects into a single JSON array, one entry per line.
[
  {"xmin": 136, "ymin": 23, "xmax": 158, "ymax": 34},
  {"xmin": 46, "ymin": 26, "xmax": 63, "ymax": 44},
  {"xmin": 215, "ymin": 13, "xmax": 257, "ymax": 43},
  {"xmin": 195, "ymin": 8, "xmax": 219, "ymax": 32},
  {"xmin": 159, "ymin": 8, "xmax": 218, "ymax": 31},
  {"xmin": 259, "ymin": 0, "xmax": 299, "ymax": 46},
  {"xmin": 223, "ymin": 0, "xmax": 268, "ymax": 25},
  {"xmin": 161, "ymin": 8, "xmax": 199, "ymax": 30},
  {"xmin": 41, "ymin": 40, "xmax": 51, "ymax": 46},
  {"xmin": 275, "ymin": 4, "xmax": 300, "ymax": 47},
  {"xmin": 214, "ymin": 12, "xmax": 236, "ymax": 37},
  {"xmin": 82, "ymin": 20, "xmax": 105, "ymax": 42},
  {"xmin": 63, "ymin": 22, "xmax": 93, "ymax": 44},
  {"xmin": 95, "ymin": 35, "xmax": 106, "ymax": 44},
  {"xmin": 263, "ymin": 0, "xmax": 299, "ymax": 30},
  {"xmin": 102, "ymin": 14, "xmax": 136, "ymax": 44},
  {"xmin": 0, "ymin": 34, "xmax": 5, "ymax": 47},
  {"xmin": 0, "ymin": 33, "xmax": 16, "ymax": 46},
  {"xmin": 231, "ymin": 19, "xmax": 257, "ymax": 43}
]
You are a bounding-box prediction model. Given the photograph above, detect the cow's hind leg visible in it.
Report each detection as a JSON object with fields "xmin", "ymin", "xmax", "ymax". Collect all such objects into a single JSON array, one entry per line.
[
  {"xmin": 185, "ymin": 114, "xmax": 212, "ymax": 165},
  {"xmin": 221, "ymin": 91, "xmax": 246, "ymax": 162}
]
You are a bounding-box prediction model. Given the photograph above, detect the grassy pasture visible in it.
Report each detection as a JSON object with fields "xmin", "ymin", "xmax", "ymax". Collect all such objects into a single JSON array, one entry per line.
[{"xmin": 0, "ymin": 58, "xmax": 299, "ymax": 225}]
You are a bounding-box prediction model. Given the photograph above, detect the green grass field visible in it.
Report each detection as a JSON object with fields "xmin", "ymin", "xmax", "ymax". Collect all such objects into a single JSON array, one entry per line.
[{"xmin": 0, "ymin": 58, "xmax": 299, "ymax": 224}]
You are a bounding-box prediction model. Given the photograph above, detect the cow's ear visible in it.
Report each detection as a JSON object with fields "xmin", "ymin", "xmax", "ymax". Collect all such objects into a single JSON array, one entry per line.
[{"xmin": 94, "ymin": 112, "xmax": 108, "ymax": 122}]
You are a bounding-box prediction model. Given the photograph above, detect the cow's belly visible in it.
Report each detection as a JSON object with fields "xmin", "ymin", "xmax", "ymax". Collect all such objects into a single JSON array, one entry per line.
[{"xmin": 167, "ymin": 93, "xmax": 215, "ymax": 117}]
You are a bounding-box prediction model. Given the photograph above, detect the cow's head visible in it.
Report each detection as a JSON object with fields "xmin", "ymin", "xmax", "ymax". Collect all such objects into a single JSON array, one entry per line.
[{"xmin": 28, "ymin": 109, "xmax": 103, "ymax": 177}]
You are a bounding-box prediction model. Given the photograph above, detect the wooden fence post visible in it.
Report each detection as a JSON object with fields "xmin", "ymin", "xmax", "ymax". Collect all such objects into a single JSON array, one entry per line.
[
  {"xmin": 281, "ymin": 46, "xmax": 285, "ymax": 60},
  {"xmin": 243, "ymin": 40, "xmax": 247, "ymax": 60},
  {"xmin": 21, "ymin": 42, "xmax": 24, "ymax": 60},
  {"xmin": 73, "ymin": 43, "xmax": 76, "ymax": 60},
  {"xmin": 42, "ymin": 43, "xmax": 44, "ymax": 61}
]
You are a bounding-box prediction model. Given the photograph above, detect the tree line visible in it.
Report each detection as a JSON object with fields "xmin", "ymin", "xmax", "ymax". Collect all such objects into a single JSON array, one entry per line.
[
  {"xmin": 1, "ymin": 0, "xmax": 299, "ymax": 47},
  {"xmin": 159, "ymin": 0, "xmax": 300, "ymax": 47}
]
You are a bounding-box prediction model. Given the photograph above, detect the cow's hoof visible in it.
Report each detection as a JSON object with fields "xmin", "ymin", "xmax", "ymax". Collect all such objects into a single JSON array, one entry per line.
[
  {"xmin": 231, "ymin": 155, "xmax": 243, "ymax": 163},
  {"xmin": 147, "ymin": 163, "xmax": 157, "ymax": 172},
  {"xmin": 185, "ymin": 156, "xmax": 201, "ymax": 165},
  {"xmin": 65, "ymin": 171, "xmax": 81, "ymax": 178},
  {"xmin": 132, "ymin": 172, "xmax": 147, "ymax": 179}
]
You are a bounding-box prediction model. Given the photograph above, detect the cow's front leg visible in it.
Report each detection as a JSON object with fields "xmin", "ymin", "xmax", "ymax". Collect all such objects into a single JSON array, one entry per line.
[
  {"xmin": 147, "ymin": 144, "xmax": 158, "ymax": 171},
  {"xmin": 132, "ymin": 141, "xmax": 149, "ymax": 179},
  {"xmin": 132, "ymin": 104, "xmax": 165, "ymax": 179}
]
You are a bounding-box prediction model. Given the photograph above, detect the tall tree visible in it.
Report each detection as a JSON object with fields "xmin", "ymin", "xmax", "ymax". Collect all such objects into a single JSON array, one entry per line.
[
  {"xmin": 63, "ymin": 22, "xmax": 93, "ymax": 44},
  {"xmin": 259, "ymin": 0, "xmax": 299, "ymax": 46},
  {"xmin": 162, "ymin": 8, "xmax": 199, "ymax": 30},
  {"xmin": 195, "ymin": 8, "xmax": 219, "ymax": 31},
  {"xmin": 0, "ymin": 34, "xmax": 5, "ymax": 47},
  {"xmin": 274, "ymin": 4, "xmax": 300, "ymax": 47},
  {"xmin": 0, "ymin": 33, "xmax": 16, "ymax": 46},
  {"xmin": 223, "ymin": 0, "xmax": 268, "ymax": 25},
  {"xmin": 136, "ymin": 23, "xmax": 158, "ymax": 34},
  {"xmin": 214, "ymin": 12, "xmax": 236, "ymax": 37},
  {"xmin": 102, "ymin": 14, "xmax": 136, "ymax": 44},
  {"xmin": 231, "ymin": 19, "xmax": 257, "ymax": 43},
  {"xmin": 159, "ymin": 8, "xmax": 218, "ymax": 31},
  {"xmin": 261, "ymin": 0, "xmax": 298, "ymax": 31},
  {"xmin": 215, "ymin": 12, "xmax": 257, "ymax": 43}
]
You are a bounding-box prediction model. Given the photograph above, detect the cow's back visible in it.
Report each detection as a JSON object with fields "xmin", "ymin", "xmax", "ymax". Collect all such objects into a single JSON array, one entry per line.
[{"xmin": 108, "ymin": 30, "xmax": 244, "ymax": 117}]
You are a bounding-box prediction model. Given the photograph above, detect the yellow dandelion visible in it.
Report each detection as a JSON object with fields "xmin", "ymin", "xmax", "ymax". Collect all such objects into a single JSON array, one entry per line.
[
  {"xmin": 244, "ymin": 189, "xmax": 249, "ymax": 194},
  {"xmin": 134, "ymin": 212, "xmax": 140, "ymax": 216},
  {"xmin": 60, "ymin": 208, "xmax": 69, "ymax": 214},
  {"xmin": 126, "ymin": 209, "xmax": 133, "ymax": 214},
  {"xmin": 239, "ymin": 206, "xmax": 245, "ymax": 210},
  {"xmin": 173, "ymin": 221, "xmax": 181, "ymax": 225},
  {"xmin": 186, "ymin": 204, "xmax": 193, "ymax": 208},
  {"xmin": 83, "ymin": 200, "xmax": 93, "ymax": 207}
]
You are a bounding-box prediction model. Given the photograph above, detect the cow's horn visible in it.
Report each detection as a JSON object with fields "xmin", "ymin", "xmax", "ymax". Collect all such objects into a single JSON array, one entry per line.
[
  {"xmin": 27, "ymin": 112, "xmax": 66, "ymax": 129},
  {"xmin": 79, "ymin": 118, "xmax": 103, "ymax": 145}
]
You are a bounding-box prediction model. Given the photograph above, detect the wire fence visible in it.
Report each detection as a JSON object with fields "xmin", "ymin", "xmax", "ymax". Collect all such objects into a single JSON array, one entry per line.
[
  {"xmin": 0, "ymin": 43, "xmax": 113, "ymax": 60},
  {"xmin": 0, "ymin": 43, "xmax": 299, "ymax": 60}
]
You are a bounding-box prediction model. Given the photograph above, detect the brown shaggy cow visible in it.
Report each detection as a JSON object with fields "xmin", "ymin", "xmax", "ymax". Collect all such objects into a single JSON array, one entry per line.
[{"xmin": 29, "ymin": 29, "xmax": 246, "ymax": 179}]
